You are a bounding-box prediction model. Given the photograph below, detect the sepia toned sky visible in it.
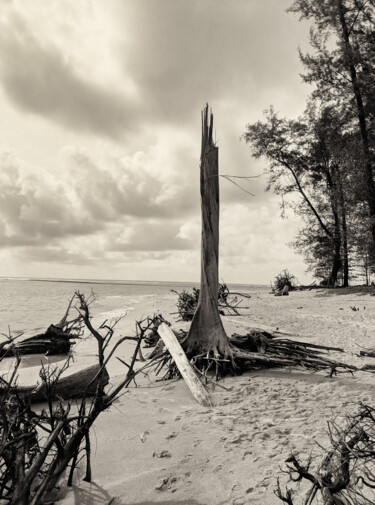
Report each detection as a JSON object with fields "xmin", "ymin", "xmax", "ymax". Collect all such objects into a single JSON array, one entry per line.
[{"xmin": 0, "ymin": 0, "xmax": 313, "ymax": 284}]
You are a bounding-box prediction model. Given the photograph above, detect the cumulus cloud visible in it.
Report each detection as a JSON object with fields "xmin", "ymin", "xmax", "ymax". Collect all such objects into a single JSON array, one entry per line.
[
  {"xmin": 0, "ymin": 151, "xmax": 105, "ymax": 246},
  {"xmin": 0, "ymin": 142, "xmax": 306, "ymax": 282},
  {"xmin": 0, "ymin": 143, "xmax": 198, "ymax": 250}
]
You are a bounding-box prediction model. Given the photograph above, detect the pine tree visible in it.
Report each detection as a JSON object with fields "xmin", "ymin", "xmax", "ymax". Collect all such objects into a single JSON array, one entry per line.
[{"xmin": 288, "ymin": 0, "xmax": 375, "ymax": 252}]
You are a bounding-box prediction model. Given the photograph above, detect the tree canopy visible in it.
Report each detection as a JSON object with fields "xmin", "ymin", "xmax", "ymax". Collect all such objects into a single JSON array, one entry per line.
[{"xmin": 245, "ymin": 0, "xmax": 375, "ymax": 286}]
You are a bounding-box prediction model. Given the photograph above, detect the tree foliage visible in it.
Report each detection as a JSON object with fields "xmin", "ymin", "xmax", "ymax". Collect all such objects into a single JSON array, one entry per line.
[{"xmin": 245, "ymin": 0, "xmax": 375, "ymax": 286}]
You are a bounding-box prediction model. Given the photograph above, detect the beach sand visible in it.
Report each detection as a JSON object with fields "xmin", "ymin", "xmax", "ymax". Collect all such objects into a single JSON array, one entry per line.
[{"xmin": 31, "ymin": 288, "xmax": 375, "ymax": 504}]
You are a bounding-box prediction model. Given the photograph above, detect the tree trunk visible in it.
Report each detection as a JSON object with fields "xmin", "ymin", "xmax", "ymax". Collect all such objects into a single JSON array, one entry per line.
[
  {"xmin": 186, "ymin": 105, "xmax": 229, "ymax": 355},
  {"xmin": 328, "ymin": 203, "xmax": 341, "ymax": 287},
  {"xmin": 325, "ymin": 163, "xmax": 342, "ymax": 287},
  {"xmin": 336, "ymin": 168, "xmax": 349, "ymax": 287},
  {"xmin": 328, "ymin": 235, "xmax": 341, "ymax": 288},
  {"xmin": 365, "ymin": 254, "xmax": 369, "ymax": 286},
  {"xmin": 341, "ymin": 217, "xmax": 349, "ymax": 287}
]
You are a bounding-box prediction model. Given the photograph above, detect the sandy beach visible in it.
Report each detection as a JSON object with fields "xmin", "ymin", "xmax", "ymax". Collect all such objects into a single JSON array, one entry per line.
[
  {"xmin": 25, "ymin": 286, "xmax": 371, "ymax": 505},
  {"xmin": 3, "ymin": 1, "xmax": 375, "ymax": 504}
]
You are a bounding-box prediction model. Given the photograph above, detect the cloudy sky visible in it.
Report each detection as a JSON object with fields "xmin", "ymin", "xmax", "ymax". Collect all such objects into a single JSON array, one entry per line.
[{"xmin": 0, "ymin": 0, "xmax": 313, "ymax": 285}]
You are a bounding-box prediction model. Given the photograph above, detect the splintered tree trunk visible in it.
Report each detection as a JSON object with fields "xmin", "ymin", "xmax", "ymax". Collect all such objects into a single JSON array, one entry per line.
[{"xmin": 186, "ymin": 105, "xmax": 229, "ymax": 355}]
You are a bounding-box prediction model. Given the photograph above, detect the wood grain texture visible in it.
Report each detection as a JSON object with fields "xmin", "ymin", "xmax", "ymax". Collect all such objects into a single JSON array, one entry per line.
[{"xmin": 158, "ymin": 323, "xmax": 214, "ymax": 408}]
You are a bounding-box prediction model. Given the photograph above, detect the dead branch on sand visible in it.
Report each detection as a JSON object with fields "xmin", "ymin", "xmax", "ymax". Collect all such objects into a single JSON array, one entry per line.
[{"xmin": 275, "ymin": 403, "xmax": 375, "ymax": 505}]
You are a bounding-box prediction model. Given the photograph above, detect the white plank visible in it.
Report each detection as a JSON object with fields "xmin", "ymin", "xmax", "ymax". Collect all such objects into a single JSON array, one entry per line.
[{"xmin": 157, "ymin": 323, "xmax": 214, "ymax": 408}]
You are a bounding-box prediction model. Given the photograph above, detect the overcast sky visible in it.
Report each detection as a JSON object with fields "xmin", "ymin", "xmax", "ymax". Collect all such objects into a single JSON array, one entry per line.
[{"xmin": 0, "ymin": 0, "xmax": 314, "ymax": 285}]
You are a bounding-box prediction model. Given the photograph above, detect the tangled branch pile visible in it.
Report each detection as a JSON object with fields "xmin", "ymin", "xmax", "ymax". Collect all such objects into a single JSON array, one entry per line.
[
  {"xmin": 0, "ymin": 292, "xmax": 147, "ymax": 505},
  {"xmin": 276, "ymin": 404, "xmax": 375, "ymax": 505},
  {"xmin": 273, "ymin": 269, "xmax": 298, "ymax": 293},
  {"xmin": 172, "ymin": 283, "xmax": 251, "ymax": 321}
]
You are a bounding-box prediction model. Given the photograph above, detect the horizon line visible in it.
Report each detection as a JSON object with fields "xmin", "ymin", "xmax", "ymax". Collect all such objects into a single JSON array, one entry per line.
[{"xmin": 0, "ymin": 275, "xmax": 267, "ymax": 287}]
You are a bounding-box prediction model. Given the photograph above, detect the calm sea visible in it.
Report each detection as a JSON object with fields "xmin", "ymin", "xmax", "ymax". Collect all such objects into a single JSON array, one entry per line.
[{"xmin": 0, "ymin": 278, "xmax": 264, "ymax": 336}]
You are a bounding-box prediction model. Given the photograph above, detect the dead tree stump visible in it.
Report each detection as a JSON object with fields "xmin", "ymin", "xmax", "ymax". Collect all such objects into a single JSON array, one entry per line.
[{"xmin": 186, "ymin": 105, "xmax": 229, "ymax": 356}]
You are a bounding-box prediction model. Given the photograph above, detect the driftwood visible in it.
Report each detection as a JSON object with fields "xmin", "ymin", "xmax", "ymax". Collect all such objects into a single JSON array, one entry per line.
[
  {"xmin": 3, "ymin": 325, "xmax": 76, "ymax": 357},
  {"xmin": 230, "ymin": 331, "xmax": 354, "ymax": 377},
  {"xmin": 144, "ymin": 321, "xmax": 358, "ymax": 384},
  {"xmin": 274, "ymin": 285, "xmax": 290, "ymax": 296},
  {"xmin": 1, "ymin": 295, "xmax": 82, "ymax": 358},
  {"xmin": 360, "ymin": 349, "xmax": 375, "ymax": 358},
  {"xmin": 7, "ymin": 363, "xmax": 109, "ymax": 403},
  {"xmin": 158, "ymin": 323, "xmax": 214, "ymax": 408}
]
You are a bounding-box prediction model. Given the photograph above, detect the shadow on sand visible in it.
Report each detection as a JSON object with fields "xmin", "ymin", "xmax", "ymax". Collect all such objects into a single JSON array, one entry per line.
[
  {"xmin": 58, "ymin": 479, "xmax": 204, "ymax": 505},
  {"xmin": 313, "ymin": 286, "xmax": 375, "ymax": 297}
]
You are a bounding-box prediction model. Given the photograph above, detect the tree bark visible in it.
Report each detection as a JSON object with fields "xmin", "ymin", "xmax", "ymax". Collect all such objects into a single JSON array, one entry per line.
[
  {"xmin": 186, "ymin": 105, "xmax": 229, "ymax": 355},
  {"xmin": 325, "ymin": 162, "xmax": 342, "ymax": 287},
  {"xmin": 329, "ymin": 233, "xmax": 341, "ymax": 287},
  {"xmin": 336, "ymin": 166, "xmax": 349, "ymax": 286}
]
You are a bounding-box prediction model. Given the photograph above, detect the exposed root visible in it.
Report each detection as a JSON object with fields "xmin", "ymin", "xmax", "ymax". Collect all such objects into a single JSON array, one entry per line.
[{"xmin": 143, "ymin": 321, "xmax": 357, "ymax": 381}]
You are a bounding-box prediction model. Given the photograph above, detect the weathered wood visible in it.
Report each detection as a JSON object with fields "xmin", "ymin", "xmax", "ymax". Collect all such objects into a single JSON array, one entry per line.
[
  {"xmin": 5, "ymin": 364, "xmax": 109, "ymax": 403},
  {"xmin": 158, "ymin": 323, "xmax": 214, "ymax": 408},
  {"xmin": 186, "ymin": 105, "xmax": 229, "ymax": 354},
  {"xmin": 1, "ymin": 325, "xmax": 76, "ymax": 357}
]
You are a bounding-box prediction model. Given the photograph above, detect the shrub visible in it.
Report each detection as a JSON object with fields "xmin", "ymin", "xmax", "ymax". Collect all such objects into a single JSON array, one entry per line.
[{"xmin": 273, "ymin": 269, "xmax": 298, "ymax": 292}]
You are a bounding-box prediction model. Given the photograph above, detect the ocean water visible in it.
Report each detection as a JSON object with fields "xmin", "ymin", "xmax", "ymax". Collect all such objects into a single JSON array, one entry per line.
[{"xmin": 0, "ymin": 278, "xmax": 263, "ymax": 336}]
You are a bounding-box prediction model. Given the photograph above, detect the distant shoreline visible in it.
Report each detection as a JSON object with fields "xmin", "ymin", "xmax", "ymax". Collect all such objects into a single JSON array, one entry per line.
[
  {"xmin": 27, "ymin": 278, "xmax": 196, "ymax": 287},
  {"xmin": 0, "ymin": 277, "xmax": 268, "ymax": 289}
]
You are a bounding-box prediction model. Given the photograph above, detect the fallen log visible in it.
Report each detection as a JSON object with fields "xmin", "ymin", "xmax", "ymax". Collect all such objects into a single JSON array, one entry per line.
[{"xmin": 4, "ymin": 364, "xmax": 109, "ymax": 403}]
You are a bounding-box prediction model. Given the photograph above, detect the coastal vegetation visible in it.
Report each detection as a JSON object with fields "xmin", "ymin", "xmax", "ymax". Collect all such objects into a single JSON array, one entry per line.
[{"xmin": 245, "ymin": 0, "xmax": 375, "ymax": 288}]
